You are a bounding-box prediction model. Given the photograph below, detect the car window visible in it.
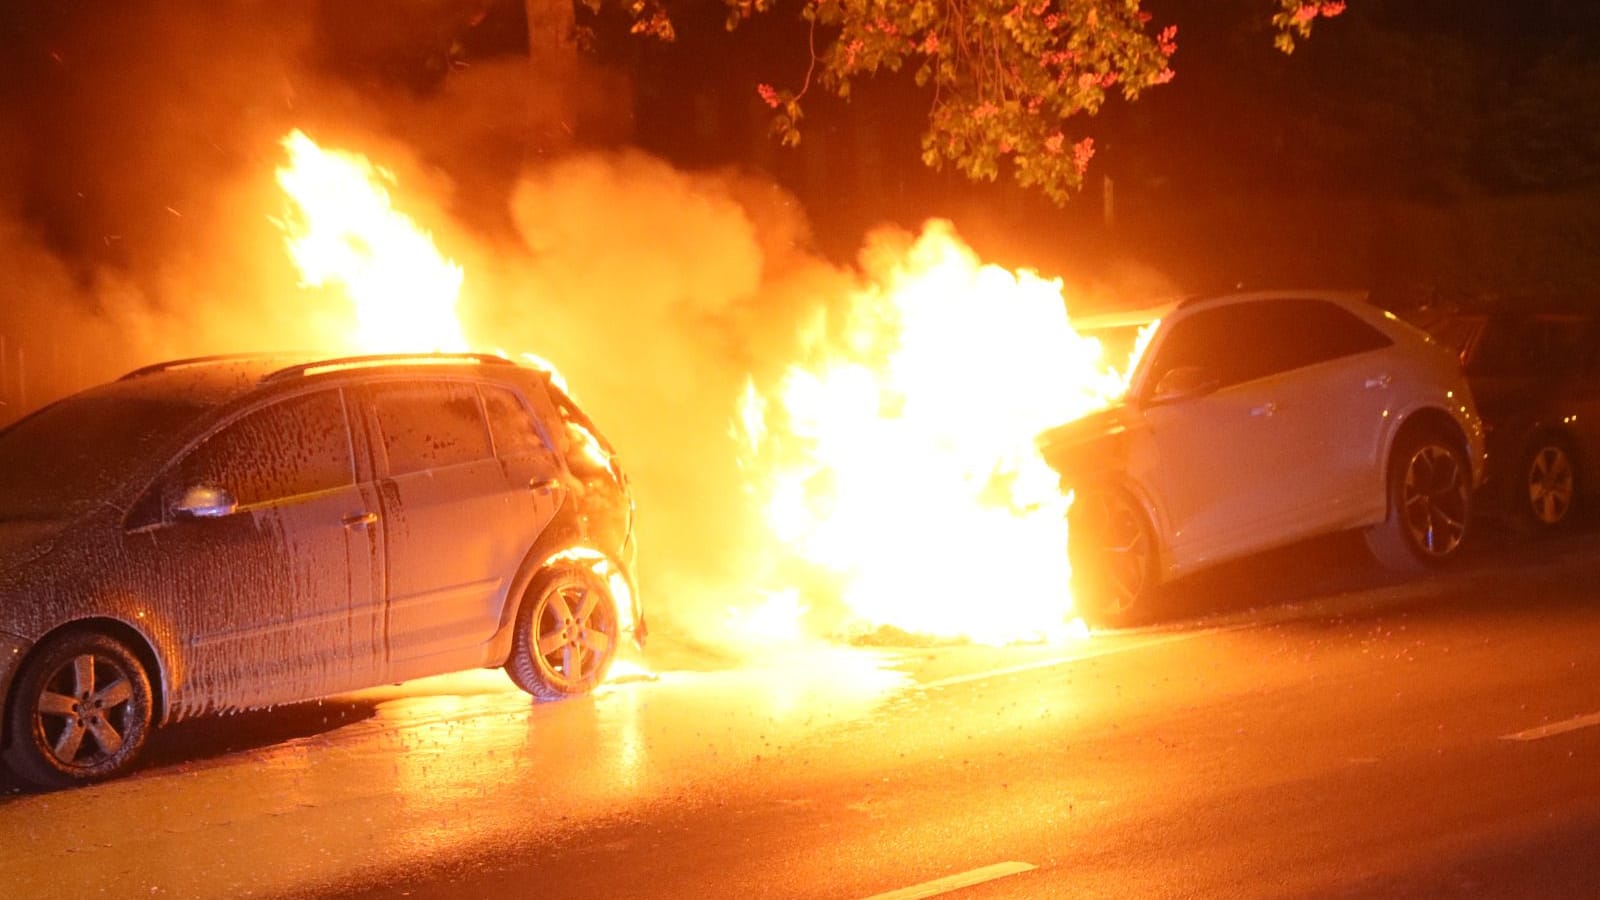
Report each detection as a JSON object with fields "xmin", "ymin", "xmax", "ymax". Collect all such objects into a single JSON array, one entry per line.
[
  {"xmin": 368, "ymin": 381, "xmax": 493, "ymax": 476},
  {"xmin": 481, "ymin": 385, "xmax": 552, "ymax": 458},
  {"xmin": 1146, "ymin": 299, "xmax": 1391, "ymax": 394},
  {"xmin": 176, "ymin": 390, "xmax": 353, "ymax": 507},
  {"xmin": 1281, "ymin": 299, "xmax": 1393, "ymax": 367},
  {"xmin": 1145, "ymin": 304, "xmax": 1277, "ymax": 392}
]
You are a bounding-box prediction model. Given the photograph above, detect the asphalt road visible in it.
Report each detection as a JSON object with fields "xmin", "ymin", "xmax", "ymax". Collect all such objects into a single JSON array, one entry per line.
[{"xmin": 4, "ymin": 527, "xmax": 1600, "ymax": 899}]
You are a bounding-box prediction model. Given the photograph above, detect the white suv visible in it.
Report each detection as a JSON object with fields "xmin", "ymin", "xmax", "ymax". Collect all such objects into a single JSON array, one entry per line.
[{"xmin": 1039, "ymin": 291, "xmax": 1486, "ymax": 627}]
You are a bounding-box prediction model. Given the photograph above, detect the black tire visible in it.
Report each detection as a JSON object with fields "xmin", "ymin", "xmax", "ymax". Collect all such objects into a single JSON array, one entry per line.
[
  {"xmin": 1512, "ymin": 435, "xmax": 1578, "ymax": 534},
  {"xmin": 4, "ymin": 631, "xmax": 154, "ymax": 789},
  {"xmin": 505, "ymin": 565, "xmax": 619, "ymax": 701},
  {"xmin": 1068, "ymin": 484, "xmax": 1159, "ymax": 628},
  {"xmin": 1365, "ymin": 429, "xmax": 1472, "ymax": 571}
]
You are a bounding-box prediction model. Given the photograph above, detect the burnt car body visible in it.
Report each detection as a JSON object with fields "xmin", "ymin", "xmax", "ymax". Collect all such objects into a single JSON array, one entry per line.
[
  {"xmin": 0, "ymin": 353, "xmax": 640, "ymax": 787},
  {"xmin": 1039, "ymin": 291, "xmax": 1485, "ymax": 628},
  {"xmin": 1425, "ymin": 312, "xmax": 1600, "ymax": 530}
]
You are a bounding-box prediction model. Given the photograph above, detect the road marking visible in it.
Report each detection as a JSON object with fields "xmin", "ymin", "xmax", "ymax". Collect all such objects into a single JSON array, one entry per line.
[
  {"xmin": 1501, "ymin": 711, "xmax": 1600, "ymax": 742},
  {"xmin": 860, "ymin": 861, "xmax": 1037, "ymax": 900},
  {"xmin": 919, "ymin": 624, "xmax": 1252, "ymax": 691}
]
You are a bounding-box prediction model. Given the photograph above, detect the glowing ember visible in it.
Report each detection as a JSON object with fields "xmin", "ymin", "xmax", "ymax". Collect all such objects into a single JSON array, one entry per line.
[
  {"xmin": 274, "ymin": 129, "xmax": 467, "ymax": 354},
  {"xmin": 738, "ymin": 222, "xmax": 1146, "ymax": 645}
]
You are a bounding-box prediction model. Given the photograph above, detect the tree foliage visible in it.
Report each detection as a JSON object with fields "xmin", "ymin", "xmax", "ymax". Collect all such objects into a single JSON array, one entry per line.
[{"xmin": 581, "ymin": 0, "xmax": 1347, "ymax": 202}]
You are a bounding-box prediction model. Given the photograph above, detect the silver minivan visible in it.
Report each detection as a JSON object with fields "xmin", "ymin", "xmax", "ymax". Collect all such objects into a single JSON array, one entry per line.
[{"xmin": 0, "ymin": 353, "xmax": 641, "ymax": 787}]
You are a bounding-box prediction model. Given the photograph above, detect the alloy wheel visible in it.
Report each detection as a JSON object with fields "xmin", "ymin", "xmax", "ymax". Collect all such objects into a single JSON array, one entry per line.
[
  {"xmin": 533, "ymin": 578, "xmax": 617, "ymax": 691},
  {"xmin": 32, "ymin": 652, "xmax": 141, "ymax": 771},
  {"xmin": 1400, "ymin": 444, "xmax": 1470, "ymax": 558},
  {"xmin": 1526, "ymin": 444, "xmax": 1575, "ymax": 526},
  {"xmin": 1072, "ymin": 489, "xmax": 1154, "ymax": 619}
]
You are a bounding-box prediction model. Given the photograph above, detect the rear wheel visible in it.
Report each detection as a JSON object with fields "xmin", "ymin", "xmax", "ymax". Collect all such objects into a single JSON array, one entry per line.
[
  {"xmin": 1365, "ymin": 430, "xmax": 1472, "ymax": 571},
  {"xmin": 506, "ymin": 565, "xmax": 619, "ymax": 701},
  {"xmin": 1068, "ymin": 485, "xmax": 1159, "ymax": 628},
  {"xmin": 1514, "ymin": 436, "xmax": 1578, "ymax": 533},
  {"xmin": 4, "ymin": 631, "xmax": 154, "ymax": 788}
]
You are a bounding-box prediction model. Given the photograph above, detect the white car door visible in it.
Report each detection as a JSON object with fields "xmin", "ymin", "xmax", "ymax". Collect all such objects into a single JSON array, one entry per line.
[
  {"xmin": 1259, "ymin": 300, "xmax": 1399, "ymax": 531},
  {"xmin": 1131, "ymin": 298, "xmax": 1397, "ymax": 573}
]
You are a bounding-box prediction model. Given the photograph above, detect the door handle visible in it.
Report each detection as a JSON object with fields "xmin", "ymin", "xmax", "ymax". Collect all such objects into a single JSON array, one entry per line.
[
  {"xmin": 342, "ymin": 511, "xmax": 378, "ymax": 528},
  {"xmin": 1365, "ymin": 374, "xmax": 1392, "ymax": 389},
  {"xmin": 530, "ymin": 478, "xmax": 561, "ymax": 493},
  {"xmin": 1250, "ymin": 402, "xmax": 1278, "ymax": 418}
]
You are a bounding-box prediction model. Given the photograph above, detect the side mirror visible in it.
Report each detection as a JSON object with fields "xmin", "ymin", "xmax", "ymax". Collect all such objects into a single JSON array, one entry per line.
[
  {"xmin": 1150, "ymin": 366, "xmax": 1220, "ymax": 404},
  {"xmin": 173, "ymin": 485, "xmax": 238, "ymax": 519}
]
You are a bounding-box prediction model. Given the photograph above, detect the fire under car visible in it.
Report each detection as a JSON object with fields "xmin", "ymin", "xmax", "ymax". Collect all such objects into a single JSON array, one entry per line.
[
  {"xmin": 0, "ymin": 353, "xmax": 641, "ymax": 788},
  {"xmin": 1039, "ymin": 290, "xmax": 1487, "ymax": 628}
]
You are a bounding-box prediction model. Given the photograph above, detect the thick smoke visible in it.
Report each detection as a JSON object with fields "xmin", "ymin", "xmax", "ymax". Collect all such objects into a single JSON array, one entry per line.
[
  {"xmin": 0, "ymin": 1, "xmax": 1174, "ymax": 647},
  {"xmin": 0, "ymin": 1, "xmax": 854, "ymax": 643}
]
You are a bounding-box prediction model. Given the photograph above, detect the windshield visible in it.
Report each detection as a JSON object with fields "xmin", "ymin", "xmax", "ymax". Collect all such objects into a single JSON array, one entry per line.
[{"xmin": 0, "ymin": 392, "xmax": 211, "ymax": 520}]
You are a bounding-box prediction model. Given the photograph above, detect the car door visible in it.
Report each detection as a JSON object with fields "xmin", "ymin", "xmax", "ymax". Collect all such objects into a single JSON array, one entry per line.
[
  {"xmin": 1136, "ymin": 299, "xmax": 1397, "ymax": 569},
  {"xmin": 1248, "ymin": 299, "xmax": 1396, "ymax": 529},
  {"xmin": 357, "ymin": 379, "xmax": 559, "ymax": 679},
  {"xmin": 1133, "ymin": 302, "xmax": 1295, "ymax": 567},
  {"xmin": 126, "ymin": 388, "xmax": 384, "ymax": 713}
]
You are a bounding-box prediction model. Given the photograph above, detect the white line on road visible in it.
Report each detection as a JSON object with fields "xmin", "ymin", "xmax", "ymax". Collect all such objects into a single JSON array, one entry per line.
[
  {"xmin": 1501, "ymin": 711, "xmax": 1600, "ymax": 742},
  {"xmin": 860, "ymin": 861, "xmax": 1038, "ymax": 900}
]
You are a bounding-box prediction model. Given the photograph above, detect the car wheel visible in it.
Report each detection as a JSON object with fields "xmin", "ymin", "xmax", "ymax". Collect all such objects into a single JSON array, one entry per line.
[
  {"xmin": 1515, "ymin": 436, "xmax": 1578, "ymax": 533},
  {"xmin": 1068, "ymin": 485, "xmax": 1159, "ymax": 628},
  {"xmin": 1365, "ymin": 430, "xmax": 1472, "ymax": 571},
  {"xmin": 3, "ymin": 631, "xmax": 154, "ymax": 788},
  {"xmin": 506, "ymin": 564, "xmax": 619, "ymax": 701}
]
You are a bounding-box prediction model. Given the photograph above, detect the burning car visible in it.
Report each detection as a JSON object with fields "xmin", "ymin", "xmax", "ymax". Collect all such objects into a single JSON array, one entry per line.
[
  {"xmin": 0, "ymin": 353, "xmax": 640, "ymax": 788},
  {"xmin": 1039, "ymin": 290, "xmax": 1486, "ymax": 627}
]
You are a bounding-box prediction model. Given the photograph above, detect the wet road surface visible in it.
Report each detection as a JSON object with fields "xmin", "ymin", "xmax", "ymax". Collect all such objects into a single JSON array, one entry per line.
[{"xmin": 5, "ymin": 528, "xmax": 1600, "ymax": 898}]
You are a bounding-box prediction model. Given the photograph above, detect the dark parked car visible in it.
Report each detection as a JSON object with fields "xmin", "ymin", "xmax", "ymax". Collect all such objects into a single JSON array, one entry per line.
[
  {"xmin": 0, "ymin": 353, "xmax": 640, "ymax": 787},
  {"xmin": 1425, "ymin": 311, "xmax": 1600, "ymax": 531}
]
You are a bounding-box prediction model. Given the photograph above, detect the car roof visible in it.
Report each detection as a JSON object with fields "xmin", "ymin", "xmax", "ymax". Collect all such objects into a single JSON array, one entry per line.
[
  {"xmin": 1173, "ymin": 289, "xmax": 1372, "ymax": 314},
  {"xmin": 112, "ymin": 352, "xmax": 532, "ymax": 406}
]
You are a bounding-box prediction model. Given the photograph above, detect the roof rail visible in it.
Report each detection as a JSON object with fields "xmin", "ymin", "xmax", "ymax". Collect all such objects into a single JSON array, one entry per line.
[
  {"xmin": 261, "ymin": 352, "xmax": 516, "ymax": 384},
  {"xmin": 117, "ymin": 353, "xmax": 296, "ymax": 382}
]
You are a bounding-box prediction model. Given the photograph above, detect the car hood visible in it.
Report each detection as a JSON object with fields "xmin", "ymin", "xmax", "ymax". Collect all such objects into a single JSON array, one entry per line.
[
  {"xmin": 0, "ymin": 519, "xmax": 69, "ymax": 576},
  {"xmin": 1035, "ymin": 403, "xmax": 1136, "ymax": 488}
]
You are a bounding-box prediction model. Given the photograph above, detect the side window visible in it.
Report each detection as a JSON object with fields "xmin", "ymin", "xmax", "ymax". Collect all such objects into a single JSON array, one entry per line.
[
  {"xmin": 1273, "ymin": 299, "xmax": 1392, "ymax": 370},
  {"xmin": 481, "ymin": 385, "xmax": 552, "ymax": 458},
  {"xmin": 369, "ymin": 381, "xmax": 493, "ymax": 476},
  {"xmin": 1145, "ymin": 305, "xmax": 1262, "ymax": 393},
  {"xmin": 1147, "ymin": 299, "xmax": 1390, "ymax": 396},
  {"xmin": 177, "ymin": 390, "xmax": 353, "ymax": 507}
]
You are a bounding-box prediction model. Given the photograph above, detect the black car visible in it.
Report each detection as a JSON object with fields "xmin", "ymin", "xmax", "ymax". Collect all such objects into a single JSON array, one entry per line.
[
  {"xmin": 0, "ymin": 353, "xmax": 640, "ymax": 787},
  {"xmin": 1425, "ymin": 311, "xmax": 1600, "ymax": 531}
]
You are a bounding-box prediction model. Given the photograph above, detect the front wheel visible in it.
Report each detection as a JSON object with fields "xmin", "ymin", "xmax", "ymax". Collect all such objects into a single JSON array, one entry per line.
[
  {"xmin": 1365, "ymin": 430, "xmax": 1472, "ymax": 571},
  {"xmin": 4, "ymin": 631, "xmax": 154, "ymax": 789},
  {"xmin": 506, "ymin": 565, "xmax": 620, "ymax": 701},
  {"xmin": 1068, "ymin": 485, "xmax": 1159, "ymax": 628}
]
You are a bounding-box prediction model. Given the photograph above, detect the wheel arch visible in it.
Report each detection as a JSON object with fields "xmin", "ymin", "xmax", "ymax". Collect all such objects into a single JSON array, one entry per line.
[
  {"xmin": 1386, "ymin": 406, "xmax": 1472, "ymax": 488},
  {"xmin": 483, "ymin": 505, "xmax": 637, "ymax": 667},
  {"xmin": 3, "ymin": 616, "xmax": 167, "ymax": 749},
  {"xmin": 1070, "ymin": 475, "xmax": 1170, "ymax": 583},
  {"xmin": 1524, "ymin": 423, "xmax": 1584, "ymax": 481}
]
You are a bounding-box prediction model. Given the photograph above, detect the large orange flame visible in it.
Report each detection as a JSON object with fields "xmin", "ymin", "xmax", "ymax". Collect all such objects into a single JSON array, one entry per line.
[
  {"xmin": 274, "ymin": 129, "xmax": 467, "ymax": 354},
  {"xmin": 738, "ymin": 222, "xmax": 1148, "ymax": 644},
  {"xmin": 270, "ymin": 130, "xmax": 639, "ymax": 662}
]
